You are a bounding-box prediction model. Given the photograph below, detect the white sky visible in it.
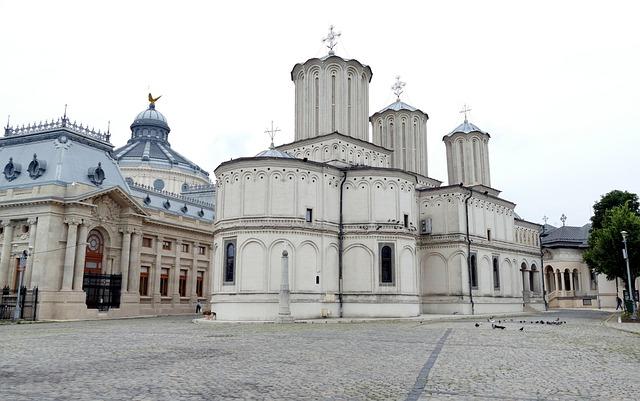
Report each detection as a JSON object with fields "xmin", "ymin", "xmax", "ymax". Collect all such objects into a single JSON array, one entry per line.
[{"xmin": 1, "ymin": 0, "xmax": 638, "ymax": 226}]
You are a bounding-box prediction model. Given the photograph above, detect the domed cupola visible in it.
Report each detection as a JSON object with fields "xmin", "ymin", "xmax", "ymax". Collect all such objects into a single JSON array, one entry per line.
[
  {"xmin": 130, "ymin": 94, "xmax": 170, "ymax": 141},
  {"xmin": 370, "ymin": 77, "xmax": 429, "ymax": 176},
  {"xmin": 442, "ymin": 105, "xmax": 492, "ymax": 187}
]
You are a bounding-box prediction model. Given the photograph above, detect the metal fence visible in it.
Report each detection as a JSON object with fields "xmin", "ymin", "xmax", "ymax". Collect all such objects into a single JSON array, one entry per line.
[
  {"xmin": 0, "ymin": 286, "xmax": 39, "ymax": 320},
  {"xmin": 83, "ymin": 274, "xmax": 121, "ymax": 311}
]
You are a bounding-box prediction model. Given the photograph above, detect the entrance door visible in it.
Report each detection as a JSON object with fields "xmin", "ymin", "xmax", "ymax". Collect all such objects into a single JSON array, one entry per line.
[{"xmin": 84, "ymin": 230, "xmax": 104, "ymax": 274}]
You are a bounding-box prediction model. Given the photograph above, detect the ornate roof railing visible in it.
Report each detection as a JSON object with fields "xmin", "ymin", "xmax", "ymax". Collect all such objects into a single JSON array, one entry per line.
[{"xmin": 4, "ymin": 117, "xmax": 111, "ymax": 143}]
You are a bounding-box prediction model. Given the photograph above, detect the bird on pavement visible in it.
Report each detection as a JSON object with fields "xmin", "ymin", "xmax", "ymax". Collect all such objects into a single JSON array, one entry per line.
[
  {"xmin": 519, "ymin": 327, "xmax": 524, "ymax": 331},
  {"xmin": 475, "ymin": 323, "xmax": 480, "ymax": 327},
  {"xmin": 492, "ymin": 324, "xmax": 506, "ymax": 330}
]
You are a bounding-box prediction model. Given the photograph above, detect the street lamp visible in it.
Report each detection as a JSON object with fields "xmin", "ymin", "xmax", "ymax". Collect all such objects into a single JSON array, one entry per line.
[
  {"xmin": 12, "ymin": 250, "xmax": 28, "ymax": 321},
  {"xmin": 621, "ymin": 231, "xmax": 637, "ymax": 320}
]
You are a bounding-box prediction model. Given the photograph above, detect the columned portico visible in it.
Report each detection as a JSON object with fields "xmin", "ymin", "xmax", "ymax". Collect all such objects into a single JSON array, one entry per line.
[
  {"xmin": 0, "ymin": 220, "xmax": 14, "ymax": 287},
  {"xmin": 62, "ymin": 218, "xmax": 80, "ymax": 290}
]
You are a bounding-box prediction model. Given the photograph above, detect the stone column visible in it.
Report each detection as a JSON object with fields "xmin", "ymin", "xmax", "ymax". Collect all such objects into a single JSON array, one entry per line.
[
  {"xmin": 128, "ymin": 230, "xmax": 141, "ymax": 294},
  {"xmin": 559, "ymin": 271, "xmax": 565, "ymax": 291},
  {"xmin": 190, "ymin": 242, "xmax": 198, "ymax": 302},
  {"xmin": 275, "ymin": 250, "xmax": 294, "ymax": 323},
  {"xmin": 0, "ymin": 220, "xmax": 14, "ymax": 288},
  {"xmin": 119, "ymin": 228, "xmax": 132, "ymax": 293},
  {"xmin": 568, "ymin": 271, "xmax": 574, "ymax": 291},
  {"xmin": 153, "ymin": 236, "xmax": 163, "ymax": 305},
  {"xmin": 72, "ymin": 222, "xmax": 88, "ymax": 291},
  {"xmin": 24, "ymin": 218, "xmax": 38, "ymax": 288},
  {"xmin": 61, "ymin": 218, "xmax": 80, "ymax": 290},
  {"xmin": 172, "ymin": 240, "xmax": 182, "ymax": 304}
]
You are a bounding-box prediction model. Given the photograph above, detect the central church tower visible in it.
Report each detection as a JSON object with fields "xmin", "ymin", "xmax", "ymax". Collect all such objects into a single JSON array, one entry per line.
[{"xmin": 291, "ymin": 26, "xmax": 373, "ymax": 142}]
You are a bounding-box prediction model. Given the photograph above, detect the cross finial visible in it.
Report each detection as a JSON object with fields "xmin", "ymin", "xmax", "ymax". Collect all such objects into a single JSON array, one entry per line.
[
  {"xmin": 107, "ymin": 120, "xmax": 111, "ymax": 134},
  {"xmin": 322, "ymin": 25, "xmax": 341, "ymax": 55},
  {"xmin": 460, "ymin": 104, "xmax": 471, "ymax": 122},
  {"xmin": 391, "ymin": 76, "xmax": 406, "ymax": 101},
  {"xmin": 264, "ymin": 121, "xmax": 281, "ymax": 150},
  {"xmin": 560, "ymin": 213, "xmax": 567, "ymax": 226},
  {"xmin": 5, "ymin": 114, "xmax": 10, "ymax": 129},
  {"xmin": 542, "ymin": 215, "xmax": 549, "ymax": 225}
]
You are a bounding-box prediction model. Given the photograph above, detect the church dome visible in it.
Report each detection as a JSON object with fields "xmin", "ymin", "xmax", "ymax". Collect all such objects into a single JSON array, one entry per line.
[
  {"xmin": 255, "ymin": 147, "xmax": 294, "ymax": 159},
  {"xmin": 131, "ymin": 104, "xmax": 169, "ymax": 130},
  {"xmin": 446, "ymin": 119, "xmax": 488, "ymax": 137}
]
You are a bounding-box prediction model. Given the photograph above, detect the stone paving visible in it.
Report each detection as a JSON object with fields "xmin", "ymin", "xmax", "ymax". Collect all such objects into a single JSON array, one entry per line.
[{"xmin": 0, "ymin": 310, "xmax": 638, "ymax": 400}]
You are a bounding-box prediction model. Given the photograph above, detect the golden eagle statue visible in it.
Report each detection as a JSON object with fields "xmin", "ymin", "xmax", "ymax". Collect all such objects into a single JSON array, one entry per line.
[{"xmin": 148, "ymin": 93, "xmax": 162, "ymax": 105}]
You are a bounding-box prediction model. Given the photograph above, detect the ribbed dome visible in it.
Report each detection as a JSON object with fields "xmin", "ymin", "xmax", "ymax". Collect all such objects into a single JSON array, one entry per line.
[
  {"xmin": 255, "ymin": 147, "xmax": 294, "ymax": 159},
  {"xmin": 445, "ymin": 119, "xmax": 488, "ymax": 137},
  {"xmin": 131, "ymin": 104, "xmax": 169, "ymax": 130}
]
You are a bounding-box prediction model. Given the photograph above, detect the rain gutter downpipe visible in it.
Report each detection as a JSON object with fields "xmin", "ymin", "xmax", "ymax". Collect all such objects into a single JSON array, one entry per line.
[
  {"xmin": 463, "ymin": 184, "xmax": 475, "ymax": 315},
  {"xmin": 338, "ymin": 170, "xmax": 347, "ymax": 318}
]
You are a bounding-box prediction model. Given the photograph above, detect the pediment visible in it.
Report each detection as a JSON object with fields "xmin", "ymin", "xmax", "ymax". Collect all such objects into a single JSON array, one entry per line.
[{"xmin": 68, "ymin": 186, "xmax": 150, "ymax": 217}]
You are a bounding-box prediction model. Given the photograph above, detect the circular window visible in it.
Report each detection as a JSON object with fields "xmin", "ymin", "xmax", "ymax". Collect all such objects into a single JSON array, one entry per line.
[
  {"xmin": 87, "ymin": 234, "xmax": 102, "ymax": 252},
  {"xmin": 153, "ymin": 179, "xmax": 165, "ymax": 191}
]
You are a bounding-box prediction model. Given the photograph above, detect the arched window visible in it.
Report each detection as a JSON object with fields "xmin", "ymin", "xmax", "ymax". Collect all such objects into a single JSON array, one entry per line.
[
  {"xmin": 590, "ymin": 270, "xmax": 598, "ymax": 290},
  {"xmin": 530, "ymin": 264, "xmax": 537, "ymax": 292},
  {"xmin": 84, "ymin": 230, "xmax": 104, "ymax": 275},
  {"xmin": 380, "ymin": 244, "xmax": 394, "ymax": 284},
  {"xmin": 224, "ymin": 240, "xmax": 236, "ymax": 283},
  {"xmin": 493, "ymin": 257, "xmax": 500, "ymax": 289},
  {"xmin": 470, "ymin": 253, "xmax": 478, "ymax": 289}
]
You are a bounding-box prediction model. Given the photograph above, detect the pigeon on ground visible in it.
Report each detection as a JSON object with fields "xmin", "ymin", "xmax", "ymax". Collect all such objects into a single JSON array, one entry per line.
[
  {"xmin": 492, "ymin": 323, "xmax": 506, "ymax": 330},
  {"xmin": 519, "ymin": 327, "xmax": 524, "ymax": 331},
  {"xmin": 475, "ymin": 323, "xmax": 480, "ymax": 327}
]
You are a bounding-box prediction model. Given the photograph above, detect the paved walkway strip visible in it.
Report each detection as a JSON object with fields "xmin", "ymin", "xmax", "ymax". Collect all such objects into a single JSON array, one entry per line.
[{"xmin": 405, "ymin": 328, "xmax": 452, "ymax": 401}]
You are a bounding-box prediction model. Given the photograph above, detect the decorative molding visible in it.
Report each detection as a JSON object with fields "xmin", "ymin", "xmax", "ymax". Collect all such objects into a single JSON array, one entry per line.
[
  {"xmin": 27, "ymin": 153, "xmax": 46, "ymax": 179},
  {"xmin": 87, "ymin": 162, "xmax": 106, "ymax": 186},
  {"xmin": 3, "ymin": 157, "xmax": 21, "ymax": 181}
]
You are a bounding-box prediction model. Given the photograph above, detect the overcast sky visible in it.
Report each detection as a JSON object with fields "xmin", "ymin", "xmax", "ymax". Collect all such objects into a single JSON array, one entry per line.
[{"xmin": 1, "ymin": 0, "xmax": 638, "ymax": 226}]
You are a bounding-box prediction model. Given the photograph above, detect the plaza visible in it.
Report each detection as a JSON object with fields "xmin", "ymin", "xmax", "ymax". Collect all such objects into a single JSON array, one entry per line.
[{"xmin": 1, "ymin": 310, "xmax": 638, "ymax": 400}]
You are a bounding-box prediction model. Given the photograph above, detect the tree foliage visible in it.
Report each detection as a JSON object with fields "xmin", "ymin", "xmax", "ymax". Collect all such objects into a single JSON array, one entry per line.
[
  {"xmin": 584, "ymin": 204, "xmax": 640, "ymax": 289},
  {"xmin": 591, "ymin": 190, "xmax": 639, "ymax": 230}
]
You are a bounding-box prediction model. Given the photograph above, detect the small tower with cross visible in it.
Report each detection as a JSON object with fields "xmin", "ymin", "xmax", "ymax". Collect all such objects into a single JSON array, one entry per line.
[{"xmin": 442, "ymin": 104, "xmax": 493, "ymax": 187}]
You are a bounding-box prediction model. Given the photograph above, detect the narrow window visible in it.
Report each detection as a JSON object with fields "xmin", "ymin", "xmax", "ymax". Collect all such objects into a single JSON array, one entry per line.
[
  {"xmin": 493, "ymin": 257, "xmax": 500, "ymax": 289},
  {"xmin": 139, "ymin": 266, "xmax": 149, "ymax": 296},
  {"xmin": 162, "ymin": 240, "xmax": 172, "ymax": 251},
  {"xmin": 198, "ymin": 246, "xmax": 206, "ymax": 256},
  {"xmin": 179, "ymin": 269, "xmax": 188, "ymax": 297},
  {"xmin": 306, "ymin": 208, "xmax": 313, "ymax": 223},
  {"xmin": 403, "ymin": 214, "xmax": 409, "ymax": 228},
  {"xmin": 487, "ymin": 229, "xmax": 492, "ymax": 241},
  {"xmin": 470, "ymin": 253, "xmax": 478, "ymax": 289},
  {"xmin": 347, "ymin": 77, "xmax": 352, "ymax": 135},
  {"xmin": 196, "ymin": 271, "xmax": 204, "ymax": 297},
  {"xmin": 224, "ymin": 241, "xmax": 236, "ymax": 283},
  {"xmin": 331, "ymin": 74, "xmax": 336, "ymax": 131},
  {"xmin": 315, "ymin": 275, "xmax": 320, "ymax": 285},
  {"xmin": 314, "ymin": 76, "xmax": 319, "ymax": 135},
  {"xmin": 380, "ymin": 244, "xmax": 394, "ymax": 284},
  {"xmin": 160, "ymin": 268, "xmax": 169, "ymax": 296},
  {"xmin": 142, "ymin": 237, "xmax": 152, "ymax": 248},
  {"xmin": 402, "ymin": 122, "xmax": 407, "ymax": 170},
  {"xmin": 181, "ymin": 243, "xmax": 189, "ymax": 253}
]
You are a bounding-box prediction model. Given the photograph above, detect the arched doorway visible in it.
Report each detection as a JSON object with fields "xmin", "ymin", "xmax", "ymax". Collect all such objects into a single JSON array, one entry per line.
[
  {"xmin": 545, "ymin": 266, "xmax": 555, "ymax": 292},
  {"xmin": 564, "ymin": 269, "xmax": 571, "ymax": 291},
  {"xmin": 84, "ymin": 230, "xmax": 104, "ymax": 274},
  {"xmin": 572, "ymin": 268, "xmax": 580, "ymax": 292},
  {"xmin": 530, "ymin": 264, "xmax": 538, "ymax": 293}
]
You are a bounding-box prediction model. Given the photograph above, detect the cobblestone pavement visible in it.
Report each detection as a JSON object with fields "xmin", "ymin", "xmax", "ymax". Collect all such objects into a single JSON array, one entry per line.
[{"xmin": 0, "ymin": 310, "xmax": 638, "ymax": 401}]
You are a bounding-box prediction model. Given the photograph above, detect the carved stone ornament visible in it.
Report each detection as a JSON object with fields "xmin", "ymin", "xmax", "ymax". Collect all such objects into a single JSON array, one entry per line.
[
  {"xmin": 3, "ymin": 157, "xmax": 21, "ymax": 181},
  {"xmin": 163, "ymin": 199, "xmax": 171, "ymax": 210},
  {"xmin": 87, "ymin": 162, "xmax": 105, "ymax": 186},
  {"xmin": 53, "ymin": 135, "xmax": 72, "ymax": 150},
  {"xmin": 27, "ymin": 153, "xmax": 46, "ymax": 179},
  {"xmin": 91, "ymin": 196, "xmax": 121, "ymax": 222}
]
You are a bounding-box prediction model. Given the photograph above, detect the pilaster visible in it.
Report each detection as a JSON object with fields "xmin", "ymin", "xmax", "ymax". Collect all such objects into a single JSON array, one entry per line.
[
  {"xmin": 61, "ymin": 217, "xmax": 80, "ymax": 291},
  {"xmin": 0, "ymin": 220, "xmax": 14, "ymax": 288}
]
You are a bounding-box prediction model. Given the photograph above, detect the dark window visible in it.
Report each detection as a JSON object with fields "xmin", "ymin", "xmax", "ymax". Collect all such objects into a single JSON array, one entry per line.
[
  {"xmin": 198, "ymin": 246, "xmax": 206, "ymax": 255},
  {"xmin": 162, "ymin": 240, "xmax": 171, "ymax": 251},
  {"xmin": 181, "ymin": 243, "xmax": 189, "ymax": 253},
  {"xmin": 404, "ymin": 214, "xmax": 409, "ymax": 228},
  {"xmin": 160, "ymin": 268, "xmax": 169, "ymax": 296},
  {"xmin": 315, "ymin": 275, "xmax": 320, "ymax": 285},
  {"xmin": 530, "ymin": 265, "xmax": 537, "ymax": 292},
  {"xmin": 224, "ymin": 241, "xmax": 236, "ymax": 283},
  {"xmin": 493, "ymin": 257, "xmax": 500, "ymax": 289},
  {"xmin": 179, "ymin": 270, "xmax": 188, "ymax": 297},
  {"xmin": 487, "ymin": 229, "xmax": 492, "ymax": 241},
  {"xmin": 142, "ymin": 237, "xmax": 152, "ymax": 248},
  {"xmin": 306, "ymin": 208, "xmax": 313, "ymax": 222},
  {"xmin": 196, "ymin": 271, "xmax": 204, "ymax": 297},
  {"xmin": 380, "ymin": 245, "xmax": 394, "ymax": 284},
  {"xmin": 139, "ymin": 267, "xmax": 149, "ymax": 296},
  {"xmin": 470, "ymin": 253, "xmax": 478, "ymax": 289}
]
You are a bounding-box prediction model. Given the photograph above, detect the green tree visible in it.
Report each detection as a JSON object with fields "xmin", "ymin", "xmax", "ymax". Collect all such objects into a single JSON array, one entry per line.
[
  {"xmin": 584, "ymin": 204, "xmax": 640, "ymax": 291},
  {"xmin": 591, "ymin": 190, "xmax": 639, "ymax": 230}
]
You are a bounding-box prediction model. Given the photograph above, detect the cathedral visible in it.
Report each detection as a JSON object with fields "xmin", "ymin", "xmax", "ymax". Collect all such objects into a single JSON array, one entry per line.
[{"xmin": 4, "ymin": 28, "xmax": 620, "ymax": 321}]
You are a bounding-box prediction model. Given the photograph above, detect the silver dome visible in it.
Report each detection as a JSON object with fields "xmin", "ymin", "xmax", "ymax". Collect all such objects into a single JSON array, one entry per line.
[{"xmin": 255, "ymin": 147, "xmax": 294, "ymax": 158}]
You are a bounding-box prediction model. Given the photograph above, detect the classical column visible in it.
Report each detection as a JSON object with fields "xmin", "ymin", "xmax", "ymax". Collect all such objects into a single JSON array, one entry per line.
[
  {"xmin": 568, "ymin": 271, "xmax": 574, "ymax": 291},
  {"xmin": 190, "ymin": 242, "xmax": 198, "ymax": 301},
  {"xmin": 119, "ymin": 227, "xmax": 132, "ymax": 293},
  {"xmin": 0, "ymin": 220, "xmax": 14, "ymax": 288},
  {"xmin": 61, "ymin": 218, "xmax": 80, "ymax": 290},
  {"xmin": 559, "ymin": 271, "xmax": 565, "ymax": 291},
  {"xmin": 24, "ymin": 218, "xmax": 38, "ymax": 288},
  {"xmin": 72, "ymin": 222, "xmax": 88, "ymax": 291},
  {"xmin": 128, "ymin": 230, "xmax": 141, "ymax": 294},
  {"xmin": 275, "ymin": 250, "xmax": 294, "ymax": 323},
  {"xmin": 153, "ymin": 236, "xmax": 163, "ymax": 301},
  {"xmin": 172, "ymin": 239, "xmax": 182, "ymax": 303}
]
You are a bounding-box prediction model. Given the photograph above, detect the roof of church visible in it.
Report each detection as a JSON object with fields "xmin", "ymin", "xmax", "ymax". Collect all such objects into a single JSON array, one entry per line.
[
  {"xmin": 291, "ymin": 54, "xmax": 373, "ymax": 82},
  {"xmin": 255, "ymin": 146, "xmax": 295, "ymax": 159},
  {"xmin": 114, "ymin": 103, "xmax": 210, "ymax": 178},
  {"xmin": 371, "ymin": 100, "xmax": 429, "ymax": 119},
  {"xmin": 445, "ymin": 119, "xmax": 489, "ymax": 137},
  {"xmin": 541, "ymin": 223, "xmax": 591, "ymax": 248}
]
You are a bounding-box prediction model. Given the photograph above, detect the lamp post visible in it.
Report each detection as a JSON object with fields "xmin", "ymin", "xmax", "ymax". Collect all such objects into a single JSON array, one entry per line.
[
  {"xmin": 621, "ymin": 231, "xmax": 637, "ymax": 320},
  {"xmin": 12, "ymin": 250, "xmax": 27, "ymax": 321}
]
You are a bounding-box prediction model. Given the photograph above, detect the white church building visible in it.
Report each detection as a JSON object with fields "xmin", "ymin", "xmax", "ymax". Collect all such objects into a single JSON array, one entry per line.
[{"xmin": 210, "ymin": 28, "xmax": 545, "ymax": 320}]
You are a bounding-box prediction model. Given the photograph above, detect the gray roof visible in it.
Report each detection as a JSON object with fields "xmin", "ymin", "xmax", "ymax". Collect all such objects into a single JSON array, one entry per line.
[
  {"xmin": 255, "ymin": 145, "xmax": 294, "ymax": 159},
  {"xmin": 370, "ymin": 100, "xmax": 429, "ymax": 119},
  {"xmin": 541, "ymin": 224, "xmax": 591, "ymax": 248},
  {"xmin": 114, "ymin": 103, "xmax": 210, "ymax": 178},
  {"xmin": 445, "ymin": 119, "xmax": 488, "ymax": 137},
  {"xmin": 129, "ymin": 182, "xmax": 215, "ymax": 222}
]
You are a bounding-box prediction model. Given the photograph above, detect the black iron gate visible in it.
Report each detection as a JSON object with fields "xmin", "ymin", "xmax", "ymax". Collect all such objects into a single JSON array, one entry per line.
[
  {"xmin": 0, "ymin": 286, "xmax": 39, "ymax": 320},
  {"xmin": 83, "ymin": 274, "xmax": 121, "ymax": 311}
]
